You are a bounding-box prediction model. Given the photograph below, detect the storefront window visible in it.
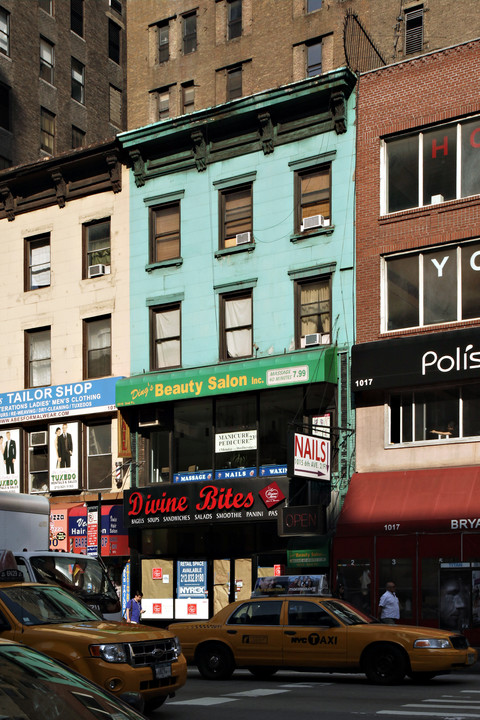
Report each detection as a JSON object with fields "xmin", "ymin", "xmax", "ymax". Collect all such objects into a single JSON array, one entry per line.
[
  {"xmin": 335, "ymin": 560, "xmax": 371, "ymax": 614},
  {"xmin": 421, "ymin": 558, "xmax": 439, "ymax": 621},
  {"xmin": 259, "ymin": 388, "xmax": 300, "ymax": 466},
  {"xmin": 174, "ymin": 398, "xmax": 213, "ymax": 472},
  {"xmin": 379, "ymin": 558, "xmax": 413, "ymax": 619},
  {"xmin": 389, "ymin": 385, "xmax": 480, "ymax": 444},
  {"xmin": 215, "ymin": 394, "xmax": 257, "ymax": 470}
]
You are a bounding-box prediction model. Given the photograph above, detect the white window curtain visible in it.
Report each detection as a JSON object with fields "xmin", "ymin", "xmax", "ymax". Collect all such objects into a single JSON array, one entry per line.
[
  {"xmin": 225, "ymin": 296, "xmax": 252, "ymax": 357},
  {"xmin": 31, "ymin": 243, "xmax": 50, "ymax": 287},
  {"xmin": 30, "ymin": 331, "xmax": 51, "ymax": 386},
  {"xmin": 155, "ymin": 308, "xmax": 180, "ymax": 367},
  {"xmin": 301, "ymin": 283, "xmax": 330, "ymax": 335}
]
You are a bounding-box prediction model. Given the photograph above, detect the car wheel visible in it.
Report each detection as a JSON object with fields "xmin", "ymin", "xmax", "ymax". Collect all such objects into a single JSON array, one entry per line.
[
  {"xmin": 364, "ymin": 644, "xmax": 407, "ymax": 684},
  {"xmin": 247, "ymin": 666, "xmax": 278, "ymax": 679},
  {"xmin": 144, "ymin": 696, "xmax": 167, "ymax": 712},
  {"xmin": 197, "ymin": 643, "xmax": 235, "ymax": 680}
]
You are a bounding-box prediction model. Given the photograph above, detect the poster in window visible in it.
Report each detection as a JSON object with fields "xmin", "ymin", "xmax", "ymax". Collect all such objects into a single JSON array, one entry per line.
[
  {"xmin": 439, "ymin": 568, "xmax": 471, "ymax": 632},
  {"xmin": 49, "ymin": 421, "xmax": 79, "ymax": 491},
  {"xmin": 0, "ymin": 428, "xmax": 20, "ymax": 493}
]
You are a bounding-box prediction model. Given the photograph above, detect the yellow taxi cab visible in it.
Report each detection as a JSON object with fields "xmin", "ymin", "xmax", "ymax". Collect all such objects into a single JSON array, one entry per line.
[
  {"xmin": 168, "ymin": 578, "xmax": 477, "ymax": 685},
  {"xmin": 0, "ymin": 561, "xmax": 187, "ymax": 712}
]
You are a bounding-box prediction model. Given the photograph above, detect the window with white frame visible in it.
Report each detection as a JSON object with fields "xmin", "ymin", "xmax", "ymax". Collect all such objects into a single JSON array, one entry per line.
[
  {"xmin": 84, "ymin": 316, "xmax": 111, "ymax": 379},
  {"xmin": 87, "ymin": 422, "xmax": 112, "ymax": 490},
  {"xmin": 384, "ymin": 240, "xmax": 480, "ymax": 331},
  {"xmin": 151, "ymin": 304, "xmax": 181, "ymax": 370},
  {"xmin": 25, "ymin": 233, "xmax": 50, "ymax": 290},
  {"xmin": 39, "ymin": 0, "xmax": 53, "ymax": 15},
  {"xmin": 220, "ymin": 290, "xmax": 252, "ymax": 360},
  {"xmin": 70, "ymin": 0, "xmax": 83, "ymax": 37},
  {"xmin": 0, "ymin": 6, "xmax": 9, "ymax": 56},
  {"xmin": 295, "ymin": 164, "xmax": 331, "ymax": 232},
  {"xmin": 389, "ymin": 384, "xmax": 480, "ymax": 444},
  {"xmin": 40, "ymin": 37, "xmax": 54, "ymax": 84},
  {"xmin": 84, "ymin": 218, "xmax": 111, "ymax": 276},
  {"xmin": 383, "ymin": 116, "xmax": 480, "ymax": 214},
  {"xmin": 26, "ymin": 328, "xmax": 51, "ymax": 388},
  {"xmin": 28, "ymin": 428, "xmax": 49, "ymax": 493}
]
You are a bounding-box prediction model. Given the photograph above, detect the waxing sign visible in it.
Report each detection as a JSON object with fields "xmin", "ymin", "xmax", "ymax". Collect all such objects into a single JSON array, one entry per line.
[{"xmin": 291, "ymin": 431, "xmax": 330, "ymax": 481}]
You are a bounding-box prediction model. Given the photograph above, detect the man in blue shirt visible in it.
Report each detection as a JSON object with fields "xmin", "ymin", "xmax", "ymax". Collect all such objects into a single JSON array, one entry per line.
[{"xmin": 125, "ymin": 591, "xmax": 145, "ymax": 623}]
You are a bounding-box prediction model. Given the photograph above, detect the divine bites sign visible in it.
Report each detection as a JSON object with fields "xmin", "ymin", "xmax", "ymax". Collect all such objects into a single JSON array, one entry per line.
[{"xmin": 124, "ymin": 478, "xmax": 288, "ymax": 528}]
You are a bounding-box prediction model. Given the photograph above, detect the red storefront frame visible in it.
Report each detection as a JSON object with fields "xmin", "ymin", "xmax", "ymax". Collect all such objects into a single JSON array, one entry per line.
[{"xmin": 333, "ymin": 468, "xmax": 480, "ymax": 644}]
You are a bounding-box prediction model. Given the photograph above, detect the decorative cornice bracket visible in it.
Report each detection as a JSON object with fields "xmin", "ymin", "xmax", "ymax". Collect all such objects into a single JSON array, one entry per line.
[
  {"xmin": 330, "ymin": 91, "xmax": 347, "ymax": 135},
  {"xmin": 258, "ymin": 111, "xmax": 274, "ymax": 154},
  {"xmin": 106, "ymin": 152, "xmax": 122, "ymax": 193},
  {"xmin": 191, "ymin": 128, "xmax": 207, "ymax": 172},
  {"xmin": 129, "ymin": 149, "xmax": 146, "ymax": 187},
  {"xmin": 0, "ymin": 185, "xmax": 15, "ymax": 221},
  {"xmin": 50, "ymin": 167, "xmax": 66, "ymax": 208}
]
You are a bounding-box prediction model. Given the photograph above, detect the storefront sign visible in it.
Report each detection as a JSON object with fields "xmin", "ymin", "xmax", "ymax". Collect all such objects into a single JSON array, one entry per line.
[
  {"xmin": 49, "ymin": 422, "xmax": 79, "ymax": 491},
  {"xmin": 260, "ymin": 465, "xmax": 288, "ymax": 477},
  {"xmin": 174, "ymin": 470, "xmax": 213, "ymax": 483},
  {"xmin": 278, "ymin": 505, "xmax": 326, "ymax": 537},
  {"xmin": 215, "ymin": 430, "xmax": 257, "ymax": 453},
  {"xmin": 121, "ymin": 561, "xmax": 130, "ymax": 618},
  {"xmin": 117, "ymin": 409, "xmax": 131, "ymax": 458},
  {"xmin": 87, "ymin": 509, "xmax": 98, "ymax": 556},
  {"xmin": 177, "ymin": 561, "xmax": 207, "ymax": 598},
  {"xmin": 67, "ymin": 504, "xmax": 128, "ymax": 555},
  {"xmin": 116, "ymin": 349, "xmax": 337, "ymax": 407},
  {"xmin": 287, "ymin": 538, "xmax": 330, "ymax": 568},
  {"xmin": 124, "ymin": 477, "xmax": 289, "ymax": 528},
  {"xmin": 0, "ymin": 378, "xmax": 121, "ymax": 424},
  {"xmin": 215, "ymin": 467, "xmax": 256, "ymax": 480},
  {"xmin": 288, "ymin": 431, "xmax": 331, "ymax": 481},
  {"xmin": 352, "ymin": 327, "xmax": 480, "ymax": 391},
  {"xmin": 0, "ymin": 428, "xmax": 20, "ymax": 493},
  {"xmin": 49, "ymin": 507, "xmax": 69, "ymax": 551}
]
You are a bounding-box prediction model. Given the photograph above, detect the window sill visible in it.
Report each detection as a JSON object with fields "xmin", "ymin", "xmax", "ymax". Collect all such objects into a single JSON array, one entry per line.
[
  {"xmin": 379, "ymin": 194, "xmax": 480, "ymax": 223},
  {"xmin": 290, "ymin": 225, "xmax": 334, "ymax": 243},
  {"xmin": 385, "ymin": 436, "xmax": 479, "ymax": 449},
  {"xmin": 215, "ymin": 244, "xmax": 255, "ymax": 258},
  {"xmin": 146, "ymin": 258, "xmax": 183, "ymax": 272}
]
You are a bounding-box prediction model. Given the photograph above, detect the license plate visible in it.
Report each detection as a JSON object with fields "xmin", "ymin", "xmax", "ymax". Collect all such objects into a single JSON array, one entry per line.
[{"xmin": 154, "ymin": 664, "xmax": 172, "ymax": 679}]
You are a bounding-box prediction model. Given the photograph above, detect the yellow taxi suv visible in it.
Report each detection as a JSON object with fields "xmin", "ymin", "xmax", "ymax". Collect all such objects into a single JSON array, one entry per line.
[
  {"xmin": 168, "ymin": 594, "xmax": 477, "ymax": 684},
  {"xmin": 0, "ymin": 569, "xmax": 187, "ymax": 712}
]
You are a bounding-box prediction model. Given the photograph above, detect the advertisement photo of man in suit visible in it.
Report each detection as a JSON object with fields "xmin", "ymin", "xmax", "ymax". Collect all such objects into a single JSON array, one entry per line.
[
  {"xmin": 3, "ymin": 431, "xmax": 16, "ymax": 474},
  {"xmin": 57, "ymin": 423, "xmax": 73, "ymax": 468}
]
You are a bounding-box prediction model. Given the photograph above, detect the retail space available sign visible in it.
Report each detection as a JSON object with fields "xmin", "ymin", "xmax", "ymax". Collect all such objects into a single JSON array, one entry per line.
[
  {"xmin": 124, "ymin": 477, "xmax": 288, "ymax": 528},
  {"xmin": 0, "ymin": 377, "xmax": 121, "ymax": 424},
  {"xmin": 116, "ymin": 349, "xmax": 337, "ymax": 406},
  {"xmin": 176, "ymin": 561, "xmax": 208, "ymax": 620},
  {"xmin": 288, "ymin": 431, "xmax": 330, "ymax": 481}
]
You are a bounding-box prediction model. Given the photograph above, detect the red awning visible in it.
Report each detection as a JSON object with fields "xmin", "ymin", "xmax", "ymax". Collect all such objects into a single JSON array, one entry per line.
[{"xmin": 335, "ymin": 466, "xmax": 480, "ymax": 536}]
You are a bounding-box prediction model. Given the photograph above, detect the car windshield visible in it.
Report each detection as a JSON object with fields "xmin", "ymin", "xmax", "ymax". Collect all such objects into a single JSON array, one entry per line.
[
  {"xmin": 322, "ymin": 600, "xmax": 373, "ymax": 625},
  {"xmin": 0, "ymin": 644, "xmax": 144, "ymax": 719},
  {"xmin": 29, "ymin": 555, "xmax": 119, "ymax": 603},
  {"xmin": 0, "ymin": 585, "xmax": 100, "ymax": 625}
]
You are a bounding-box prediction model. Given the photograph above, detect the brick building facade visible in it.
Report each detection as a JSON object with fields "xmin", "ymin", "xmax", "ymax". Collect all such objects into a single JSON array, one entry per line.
[
  {"xmin": 0, "ymin": 0, "xmax": 126, "ymax": 168},
  {"xmin": 333, "ymin": 39, "xmax": 480, "ymax": 642}
]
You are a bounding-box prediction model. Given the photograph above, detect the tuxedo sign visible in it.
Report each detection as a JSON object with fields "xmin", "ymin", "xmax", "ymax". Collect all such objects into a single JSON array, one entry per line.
[
  {"xmin": 0, "ymin": 428, "xmax": 20, "ymax": 493},
  {"xmin": 49, "ymin": 421, "xmax": 79, "ymax": 491}
]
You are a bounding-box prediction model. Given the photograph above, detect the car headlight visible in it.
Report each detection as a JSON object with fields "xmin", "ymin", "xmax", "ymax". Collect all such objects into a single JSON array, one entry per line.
[
  {"xmin": 414, "ymin": 638, "xmax": 451, "ymax": 649},
  {"xmin": 173, "ymin": 636, "xmax": 182, "ymax": 659},
  {"xmin": 89, "ymin": 643, "xmax": 128, "ymax": 662}
]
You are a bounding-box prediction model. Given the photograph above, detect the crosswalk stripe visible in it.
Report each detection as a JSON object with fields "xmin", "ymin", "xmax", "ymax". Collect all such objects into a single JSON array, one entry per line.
[
  {"xmin": 226, "ymin": 689, "xmax": 291, "ymax": 697},
  {"xmin": 378, "ymin": 711, "xmax": 480, "ymax": 717},
  {"xmin": 172, "ymin": 697, "xmax": 238, "ymax": 706},
  {"xmin": 422, "ymin": 701, "xmax": 480, "ymax": 705},
  {"xmin": 405, "ymin": 704, "xmax": 480, "ymax": 709}
]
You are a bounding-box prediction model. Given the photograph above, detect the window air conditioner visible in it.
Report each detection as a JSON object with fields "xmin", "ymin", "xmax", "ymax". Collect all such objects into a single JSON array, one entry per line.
[
  {"xmin": 300, "ymin": 215, "xmax": 327, "ymax": 232},
  {"xmin": 235, "ymin": 232, "xmax": 252, "ymax": 245},
  {"xmin": 88, "ymin": 264, "xmax": 108, "ymax": 278},
  {"xmin": 301, "ymin": 333, "xmax": 322, "ymax": 348},
  {"xmin": 431, "ymin": 194, "xmax": 444, "ymax": 204},
  {"xmin": 321, "ymin": 333, "xmax": 331, "ymax": 345},
  {"xmin": 30, "ymin": 431, "xmax": 48, "ymax": 447}
]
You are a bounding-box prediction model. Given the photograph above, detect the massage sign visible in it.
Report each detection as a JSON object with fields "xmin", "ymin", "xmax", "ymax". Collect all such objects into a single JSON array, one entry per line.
[{"xmin": 124, "ymin": 478, "xmax": 288, "ymax": 528}]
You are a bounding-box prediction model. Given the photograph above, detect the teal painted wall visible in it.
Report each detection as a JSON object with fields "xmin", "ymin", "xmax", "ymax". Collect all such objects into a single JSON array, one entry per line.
[{"xmin": 126, "ymin": 91, "xmax": 356, "ymax": 384}]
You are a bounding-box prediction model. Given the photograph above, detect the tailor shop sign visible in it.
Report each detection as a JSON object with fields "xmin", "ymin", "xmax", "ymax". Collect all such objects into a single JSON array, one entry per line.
[
  {"xmin": 352, "ymin": 327, "xmax": 480, "ymax": 392},
  {"xmin": 0, "ymin": 378, "xmax": 120, "ymax": 424},
  {"xmin": 116, "ymin": 349, "xmax": 337, "ymax": 407},
  {"xmin": 124, "ymin": 477, "xmax": 288, "ymax": 528}
]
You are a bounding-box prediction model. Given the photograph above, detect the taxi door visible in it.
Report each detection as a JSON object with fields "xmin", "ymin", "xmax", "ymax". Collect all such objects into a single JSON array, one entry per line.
[
  {"xmin": 224, "ymin": 599, "xmax": 284, "ymax": 667},
  {"xmin": 283, "ymin": 599, "xmax": 347, "ymax": 668}
]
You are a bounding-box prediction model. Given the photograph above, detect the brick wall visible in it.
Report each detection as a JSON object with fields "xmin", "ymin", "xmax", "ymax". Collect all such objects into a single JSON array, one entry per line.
[{"xmin": 355, "ymin": 39, "xmax": 480, "ymax": 344}]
